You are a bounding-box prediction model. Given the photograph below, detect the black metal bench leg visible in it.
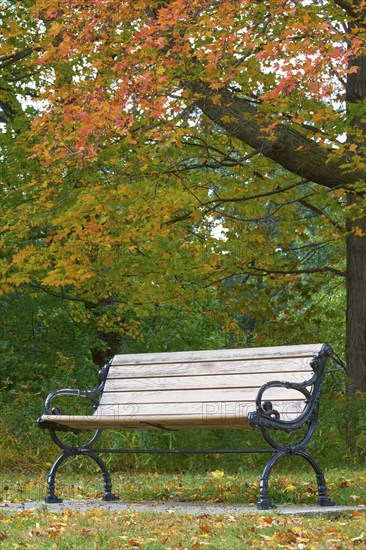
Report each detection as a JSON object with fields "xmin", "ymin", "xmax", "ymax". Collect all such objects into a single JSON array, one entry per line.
[
  {"xmin": 46, "ymin": 452, "xmax": 70, "ymax": 503},
  {"xmin": 45, "ymin": 449, "xmax": 119, "ymax": 503},
  {"xmin": 257, "ymin": 450, "xmax": 286, "ymax": 509},
  {"xmin": 257, "ymin": 448, "xmax": 335, "ymax": 509},
  {"xmin": 296, "ymin": 449, "xmax": 335, "ymax": 506},
  {"xmin": 82, "ymin": 450, "xmax": 119, "ymax": 502}
]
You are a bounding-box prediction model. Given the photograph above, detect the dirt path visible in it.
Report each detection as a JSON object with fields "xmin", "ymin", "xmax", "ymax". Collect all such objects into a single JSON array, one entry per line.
[{"xmin": 1, "ymin": 500, "xmax": 364, "ymax": 517}]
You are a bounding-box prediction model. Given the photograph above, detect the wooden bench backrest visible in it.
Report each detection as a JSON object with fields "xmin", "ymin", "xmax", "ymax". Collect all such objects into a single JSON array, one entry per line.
[{"xmin": 95, "ymin": 344, "xmax": 323, "ymax": 430}]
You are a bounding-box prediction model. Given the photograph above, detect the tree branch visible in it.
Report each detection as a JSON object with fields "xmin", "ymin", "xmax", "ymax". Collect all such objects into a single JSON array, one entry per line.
[
  {"xmin": 0, "ymin": 47, "xmax": 37, "ymax": 70},
  {"xmin": 204, "ymin": 179, "xmax": 309, "ymax": 207},
  {"xmin": 191, "ymin": 85, "xmax": 362, "ymax": 188},
  {"xmin": 298, "ymin": 198, "xmax": 344, "ymax": 232},
  {"xmin": 247, "ymin": 265, "xmax": 346, "ymax": 277},
  {"xmin": 333, "ymin": 0, "xmax": 356, "ymax": 16}
]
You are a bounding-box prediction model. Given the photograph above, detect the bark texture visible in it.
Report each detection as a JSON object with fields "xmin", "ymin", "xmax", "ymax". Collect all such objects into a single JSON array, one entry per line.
[
  {"xmin": 345, "ymin": 2, "xmax": 366, "ymax": 424},
  {"xmin": 346, "ymin": 209, "xmax": 366, "ymax": 396}
]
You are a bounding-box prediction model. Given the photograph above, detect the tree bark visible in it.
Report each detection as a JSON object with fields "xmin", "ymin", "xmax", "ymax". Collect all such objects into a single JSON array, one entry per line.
[
  {"xmin": 344, "ymin": 3, "xmax": 366, "ymax": 450},
  {"xmin": 91, "ymin": 330, "xmax": 126, "ymax": 368},
  {"xmin": 346, "ymin": 210, "xmax": 366, "ymax": 395}
]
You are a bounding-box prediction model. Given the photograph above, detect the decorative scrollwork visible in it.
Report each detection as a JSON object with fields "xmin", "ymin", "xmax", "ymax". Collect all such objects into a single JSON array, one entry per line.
[
  {"xmin": 262, "ymin": 401, "xmax": 280, "ymax": 420},
  {"xmin": 248, "ymin": 344, "xmax": 333, "ymax": 436},
  {"xmin": 37, "ymin": 360, "xmax": 113, "ymax": 449},
  {"xmin": 42, "ymin": 360, "xmax": 112, "ymax": 416},
  {"xmin": 44, "ymin": 388, "xmax": 100, "ymax": 415}
]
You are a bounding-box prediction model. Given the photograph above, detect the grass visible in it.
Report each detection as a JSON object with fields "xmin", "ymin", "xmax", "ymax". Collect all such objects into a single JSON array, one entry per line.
[
  {"xmin": 0, "ymin": 507, "xmax": 365, "ymax": 549},
  {"xmin": 1, "ymin": 467, "xmax": 365, "ymax": 506},
  {"xmin": 0, "ymin": 468, "xmax": 365, "ymax": 549}
]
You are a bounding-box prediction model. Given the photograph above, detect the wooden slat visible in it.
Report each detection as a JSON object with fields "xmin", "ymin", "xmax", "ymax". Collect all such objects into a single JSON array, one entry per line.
[
  {"xmin": 107, "ymin": 357, "xmax": 313, "ymax": 379},
  {"xmin": 103, "ymin": 372, "xmax": 313, "ymax": 393},
  {"xmin": 99, "ymin": 387, "xmax": 309, "ymax": 405},
  {"xmin": 95, "ymin": 400, "xmax": 305, "ymax": 418},
  {"xmin": 41, "ymin": 414, "xmax": 252, "ymax": 430},
  {"xmin": 111, "ymin": 344, "xmax": 323, "ymax": 366},
  {"xmin": 41, "ymin": 401, "xmax": 305, "ymax": 430}
]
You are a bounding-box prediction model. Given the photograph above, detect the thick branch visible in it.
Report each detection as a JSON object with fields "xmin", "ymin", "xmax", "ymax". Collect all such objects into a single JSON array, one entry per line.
[
  {"xmin": 333, "ymin": 0, "xmax": 356, "ymax": 16},
  {"xmin": 192, "ymin": 86, "xmax": 361, "ymax": 189},
  {"xmin": 0, "ymin": 100, "xmax": 17, "ymax": 123},
  {"xmin": 248, "ymin": 265, "xmax": 346, "ymax": 277},
  {"xmin": 0, "ymin": 48, "xmax": 36, "ymax": 70}
]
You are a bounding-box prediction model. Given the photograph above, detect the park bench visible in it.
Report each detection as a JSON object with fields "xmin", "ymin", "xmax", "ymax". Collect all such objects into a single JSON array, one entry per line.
[{"xmin": 38, "ymin": 343, "xmax": 335, "ymax": 509}]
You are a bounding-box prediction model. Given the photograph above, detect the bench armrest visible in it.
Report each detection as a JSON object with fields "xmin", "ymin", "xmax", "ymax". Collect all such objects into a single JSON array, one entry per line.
[
  {"xmin": 248, "ymin": 344, "xmax": 333, "ymax": 432},
  {"xmin": 42, "ymin": 361, "xmax": 111, "ymax": 415},
  {"xmin": 43, "ymin": 388, "xmax": 100, "ymax": 415},
  {"xmin": 248, "ymin": 379, "xmax": 314, "ymax": 432}
]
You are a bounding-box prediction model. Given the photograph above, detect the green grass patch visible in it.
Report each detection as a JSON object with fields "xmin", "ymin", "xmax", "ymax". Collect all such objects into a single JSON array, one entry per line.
[
  {"xmin": 1, "ymin": 469, "xmax": 365, "ymax": 508},
  {"xmin": 0, "ymin": 507, "xmax": 365, "ymax": 549}
]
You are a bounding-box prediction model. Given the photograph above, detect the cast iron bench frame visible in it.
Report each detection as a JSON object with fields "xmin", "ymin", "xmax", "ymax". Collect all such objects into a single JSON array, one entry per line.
[{"xmin": 38, "ymin": 343, "xmax": 335, "ymax": 509}]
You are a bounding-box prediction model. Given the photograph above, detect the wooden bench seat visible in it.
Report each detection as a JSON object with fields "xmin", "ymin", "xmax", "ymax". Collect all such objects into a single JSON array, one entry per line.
[
  {"xmin": 38, "ymin": 343, "xmax": 335, "ymax": 509},
  {"xmin": 40, "ymin": 344, "xmax": 320, "ymax": 430}
]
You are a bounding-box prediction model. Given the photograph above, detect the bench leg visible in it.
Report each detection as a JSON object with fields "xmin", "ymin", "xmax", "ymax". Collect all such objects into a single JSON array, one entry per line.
[
  {"xmin": 296, "ymin": 449, "xmax": 335, "ymax": 507},
  {"xmin": 257, "ymin": 451, "xmax": 285, "ymax": 509},
  {"xmin": 257, "ymin": 449, "xmax": 335, "ymax": 510},
  {"xmin": 83, "ymin": 450, "xmax": 119, "ymax": 502},
  {"xmin": 46, "ymin": 452, "xmax": 70, "ymax": 503},
  {"xmin": 45, "ymin": 449, "xmax": 119, "ymax": 503}
]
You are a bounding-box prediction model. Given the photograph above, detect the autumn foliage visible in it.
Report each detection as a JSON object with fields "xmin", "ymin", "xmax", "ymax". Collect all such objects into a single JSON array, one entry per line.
[{"xmin": 0, "ymin": 1, "xmax": 365, "ymax": 406}]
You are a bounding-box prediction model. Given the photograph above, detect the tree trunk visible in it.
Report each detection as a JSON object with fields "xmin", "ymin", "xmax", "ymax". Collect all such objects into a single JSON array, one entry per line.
[
  {"xmin": 345, "ymin": 3, "xmax": 366, "ymax": 452},
  {"xmin": 91, "ymin": 329, "xmax": 126, "ymax": 368},
  {"xmin": 346, "ymin": 205, "xmax": 366, "ymax": 393},
  {"xmin": 345, "ymin": 207, "xmax": 366, "ymax": 451},
  {"xmin": 85, "ymin": 300, "xmax": 127, "ymax": 368}
]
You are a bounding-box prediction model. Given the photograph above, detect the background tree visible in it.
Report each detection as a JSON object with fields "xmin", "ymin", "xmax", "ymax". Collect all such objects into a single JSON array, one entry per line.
[
  {"xmin": 1, "ymin": 1, "xmax": 365, "ymax": 450},
  {"xmin": 1, "ymin": 1, "xmax": 233, "ymax": 363}
]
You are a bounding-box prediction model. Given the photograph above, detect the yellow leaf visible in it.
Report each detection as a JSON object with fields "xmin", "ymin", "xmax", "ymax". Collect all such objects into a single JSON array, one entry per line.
[
  {"xmin": 211, "ymin": 470, "xmax": 224, "ymax": 479},
  {"xmin": 354, "ymin": 226, "xmax": 365, "ymax": 237},
  {"xmin": 221, "ymin": 114, "xmax": 238, "ymax": 124},
  {"xmin": 206, "ymin": 64, "xmax": 219, "ymax": 77},
  {"xmin": 312, "ymin": 109, "xmax": 325, "ymax": 123}
]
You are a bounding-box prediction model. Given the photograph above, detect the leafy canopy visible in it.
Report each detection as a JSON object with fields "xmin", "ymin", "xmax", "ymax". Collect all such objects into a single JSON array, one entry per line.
[{"xmin": 1, "ymin": 0, "xmax": 364, "ymax": 340}]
